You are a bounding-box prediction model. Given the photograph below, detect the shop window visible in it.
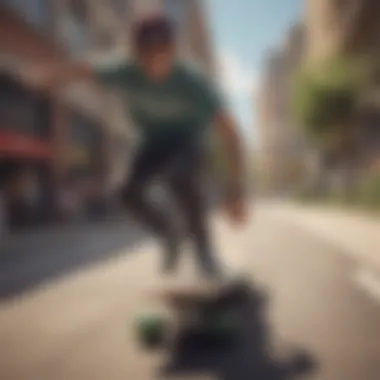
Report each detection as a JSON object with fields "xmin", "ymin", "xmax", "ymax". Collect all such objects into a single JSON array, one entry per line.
[
  {"xmin": 0, "ymin": 74, "xmax": 51, "ymax": 139},
  {"xmin": 68, "ymin": 111, "xmax": 99, "ymax": 146},
  {"xmin": 66, "ymin": 109, "xmax": 102, "ymax": 179}
]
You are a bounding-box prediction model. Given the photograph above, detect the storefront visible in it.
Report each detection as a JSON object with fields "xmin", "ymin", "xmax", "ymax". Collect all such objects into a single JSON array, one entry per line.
[
  {"xmin": 0, "ymin": 73, "xmax": 54, "ymax": 230},
  {"xmin": 63, "ymin": 107, "xmax": 107, "ymax": 218}
]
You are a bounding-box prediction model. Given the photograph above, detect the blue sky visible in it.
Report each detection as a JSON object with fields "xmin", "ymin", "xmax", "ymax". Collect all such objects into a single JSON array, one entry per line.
[{"xmin": 206, "ymin": 0, "xmax": 302, "ymax": 142}]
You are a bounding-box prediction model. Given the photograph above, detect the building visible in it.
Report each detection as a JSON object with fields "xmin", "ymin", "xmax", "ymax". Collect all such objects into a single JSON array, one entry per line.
[
  {"xmin": 0, "ymin": 1, "xmax": 133, "ymax": 226},
  {"xmin": 0, "ymin": 0, "xmax": 217, "ymax": 229},
  {"xmin": 304, "ymin": 0, "xmax": 380, "ymax": 178},
  {"xmin": 305, "ymin": 0, "xmax": 380, "ymax": 64},
  {"xmin": 257, "ymin": 50, "xmax": 284, "ymax": 191},
  {"xmin": 54, "ymin": 1, "xmax": 133, "ymax": 218},
  {"xmin": 281, "ymin": 23, "xmax": 311, "ymax": 188},
  {"xmin": 256, "ymin": 23, "xmax": 307, "ymax": 193},
  {"xmin": 1, "ymin": 3, "xmax": 66, "ymax": 228}
]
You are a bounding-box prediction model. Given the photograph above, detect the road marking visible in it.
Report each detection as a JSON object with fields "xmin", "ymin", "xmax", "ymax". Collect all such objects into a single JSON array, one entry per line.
[{"xmin": 353, "ymin": 269, "xmax": 380, "ymax": 304}]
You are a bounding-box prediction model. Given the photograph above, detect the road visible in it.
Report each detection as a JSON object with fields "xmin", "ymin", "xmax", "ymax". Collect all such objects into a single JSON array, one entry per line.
[{"xmin": 0, "ymin": 203, "xmax": 380, "ymax": 380}]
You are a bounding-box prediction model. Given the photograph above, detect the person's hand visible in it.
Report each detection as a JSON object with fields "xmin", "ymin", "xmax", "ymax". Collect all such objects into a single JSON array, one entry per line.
[{"xmin": 223, "ymin": 192, "xmax": 248, "ymax": 226}]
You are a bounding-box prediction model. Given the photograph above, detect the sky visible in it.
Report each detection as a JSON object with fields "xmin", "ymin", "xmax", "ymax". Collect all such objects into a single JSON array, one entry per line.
[{"xmin": 206, "ymin": 0, "xmax": 302, "ymax": 143}]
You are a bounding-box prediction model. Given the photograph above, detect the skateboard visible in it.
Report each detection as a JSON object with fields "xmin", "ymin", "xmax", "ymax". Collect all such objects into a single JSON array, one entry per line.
[{"xmin": 134, "ymin": 277, "xmax": 252, "ymax": 349}]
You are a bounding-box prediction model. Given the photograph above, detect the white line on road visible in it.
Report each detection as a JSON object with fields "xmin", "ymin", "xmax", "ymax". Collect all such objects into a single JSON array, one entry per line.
[{"xmin": 353, "ymin": 269, "xmax": 380, "ymax": 304}]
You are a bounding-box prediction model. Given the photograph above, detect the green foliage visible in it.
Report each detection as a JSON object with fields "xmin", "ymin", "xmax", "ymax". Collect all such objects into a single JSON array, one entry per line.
[
  {"xmin": 298, "ymin": 171, "xmax": 380, "ymax": 211},
  {"xmin": 357, "ymin": 171, "xmax": 380, "ymax": 208},
  {"xmin": 292, "ymin": 56, "xmax": 366, "ymax": 144}
]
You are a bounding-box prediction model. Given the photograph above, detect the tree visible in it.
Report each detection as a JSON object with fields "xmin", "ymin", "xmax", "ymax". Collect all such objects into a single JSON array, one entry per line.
[
  {"xmin": 292, "ymin": 56, "xmax": 366, "ymax": 196},
  {"xmin": 293, "ymin": 56, "xmax": 364, "ymax": 142}
]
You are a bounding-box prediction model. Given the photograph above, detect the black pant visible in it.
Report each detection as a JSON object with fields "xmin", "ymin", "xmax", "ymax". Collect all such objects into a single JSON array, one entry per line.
[{"xmin": 121, "ymin": 136, "xmax": 220, "ymax": 276}]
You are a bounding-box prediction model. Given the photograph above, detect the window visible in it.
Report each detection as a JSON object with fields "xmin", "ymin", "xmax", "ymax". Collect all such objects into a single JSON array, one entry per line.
[
  {"xmin": 163, "ymin": 0, "xmax": 186, "ymax": 25},
  {"xmin": 67, "ymin": 111, "xmax": 101, "ymax": 161},
  {"xmin": 110, "ymin": 0, "xmax": 129, "ymax": 15},
  {"xmin": 66, "ymin": 110, "xmax": 102, "ymax": 179},
  {"xmin": 0, "ymin": 74, "xmax": 51, "ymax": 139},
  {"xmin": 4, "ymin": 0, "xmax": 52, "ymax": 34},
  {"xmin": 66, "ymin": 0, "xmax": 88, "ymax": 23},
  {"xmin": 333, "ymin": 0, "xmax": 360, "ymax": 26},
  {"xmin": 68, "ymin": 111, "xmax": 95, "ymax": 146},
  {"xmin": 57, "ymin": 0, "xmax": 89, "ymax": 58},
  {"xmin": 334, "ymin": 0, "xmax": 346, "ymax": 11}
]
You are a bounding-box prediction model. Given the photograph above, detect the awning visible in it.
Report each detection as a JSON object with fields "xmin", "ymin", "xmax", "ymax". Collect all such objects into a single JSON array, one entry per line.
[{"xmin": 0, "ymin": 131, "xmax": 53, "ymax": 160}]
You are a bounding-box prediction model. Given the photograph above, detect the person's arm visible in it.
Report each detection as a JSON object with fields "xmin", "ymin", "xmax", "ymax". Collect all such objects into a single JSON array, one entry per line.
[
  {"xmin": 213, "ymin": 111, "xmax": 245, "ymax": 200},
  {"xmin": 26, "ymin": 59, "xmax": 125, "ymax": 91},
  {"xmin": 191, "ymin": 69, "xmax": 245, "ymax": 199},
  {"xmin": 190, "ymin": 67, "xmax": 247, "ymax": 222},
  {"xmin": 25, "ymin": 61, "xmax": 93, "ymax": 91}
]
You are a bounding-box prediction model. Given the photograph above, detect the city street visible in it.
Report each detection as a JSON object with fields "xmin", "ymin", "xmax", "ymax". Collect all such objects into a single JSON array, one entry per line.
[
  {"xmin": 0, "ymin": 202, "xmax": 380, "ymax": 380},
  {"xmin": 3, "ymin": 1, "xmax": 380, "ymax": 379}
]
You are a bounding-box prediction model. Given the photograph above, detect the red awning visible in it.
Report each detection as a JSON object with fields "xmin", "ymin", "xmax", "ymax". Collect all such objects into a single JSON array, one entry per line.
[{"xmin": 0, "ymin": 131, "xmax": 53, "ymax": 160}]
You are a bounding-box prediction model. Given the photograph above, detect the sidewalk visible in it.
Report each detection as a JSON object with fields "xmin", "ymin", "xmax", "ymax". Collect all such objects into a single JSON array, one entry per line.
[
  {"xmin": 265, "ymin": 201, "xmax": 380, "ymax": 272},
  {"xmin": 0, "ymin": 205, "xmax": 250, "ymax": 300},
  {"xmin": 0, "ymin": 215, "xmax": 143, "ymax": 254},
  {"xmin": 0, "ymin": 217, "xmax": 150, "ymax": 299},
  {"xmin": 0, "ymin": 214, "xmax": 250, "ymax": 380}
]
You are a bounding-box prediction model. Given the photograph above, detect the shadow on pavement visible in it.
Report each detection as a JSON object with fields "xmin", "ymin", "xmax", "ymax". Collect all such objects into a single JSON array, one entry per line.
[
  {"xmin": 159, "ymin": 285, "xmax": 318, "ymax": 380},
  {"xmin": 0, "ymin": 190, "xmax": 224, "ymax": 301},
  {"xmin": 0, "ymin": 219, "xmax": 150, "ymax": 300}
]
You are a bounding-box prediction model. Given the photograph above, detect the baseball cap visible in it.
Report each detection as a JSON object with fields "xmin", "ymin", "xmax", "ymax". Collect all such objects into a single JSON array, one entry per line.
[{"xmin": 132, "ymin": 15, "xmax": 175, "ymax": 50}]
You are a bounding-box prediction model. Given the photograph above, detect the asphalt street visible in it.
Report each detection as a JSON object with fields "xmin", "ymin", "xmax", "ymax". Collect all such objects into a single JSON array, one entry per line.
[{"xmin": 0, "ymin": 203, "xmax": 379, "ymax": 380}]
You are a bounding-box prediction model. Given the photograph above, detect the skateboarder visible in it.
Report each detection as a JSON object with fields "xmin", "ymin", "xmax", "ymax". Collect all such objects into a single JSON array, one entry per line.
[{"xmin": 29, "ymin": 15, "xmax": 247, "ymax": 278}]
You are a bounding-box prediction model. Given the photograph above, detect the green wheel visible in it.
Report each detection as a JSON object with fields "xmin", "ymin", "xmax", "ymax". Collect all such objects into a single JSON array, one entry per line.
[
  {"xmin": 209, "ymin": 312, "xmax": 238, "ymax": 340},
  {"xmin": 135, "ymin": 314, "xmax": 167, "ymax": 348}
]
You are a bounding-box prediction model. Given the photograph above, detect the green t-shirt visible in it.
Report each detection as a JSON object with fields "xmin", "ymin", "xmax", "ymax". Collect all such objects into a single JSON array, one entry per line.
[{"xmin": 95, "ymin": 60, "xmax": 224, "ymax": 143}]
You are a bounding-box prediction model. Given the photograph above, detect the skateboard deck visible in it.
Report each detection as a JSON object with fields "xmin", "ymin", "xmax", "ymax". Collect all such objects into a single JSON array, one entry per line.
[
  {"xmin": 135, "ymin": 277, "xmax": 251, "ymax": 348},
  {"xmin": 154, "ymin": 281, "xmax": 222, "ymax": 305}
]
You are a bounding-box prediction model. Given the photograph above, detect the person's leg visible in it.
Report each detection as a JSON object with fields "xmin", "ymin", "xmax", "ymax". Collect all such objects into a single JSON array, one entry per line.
[
  {"xmin": 167, "ymin": 143, "xmax": 222, "ymax": 278},
  {"xmin": 121, "ymin": 142, "xmax": 181, "ymax": 272}
]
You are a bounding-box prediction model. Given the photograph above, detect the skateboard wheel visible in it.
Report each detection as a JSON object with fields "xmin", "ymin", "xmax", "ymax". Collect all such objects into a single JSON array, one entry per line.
[
  {"xmin": 135, "ymin": 314, "xmax": 167, "ymax": 348},
  {"xmin": 210, "ymin": 314, "xmax": 237, "ymax": 338}
]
